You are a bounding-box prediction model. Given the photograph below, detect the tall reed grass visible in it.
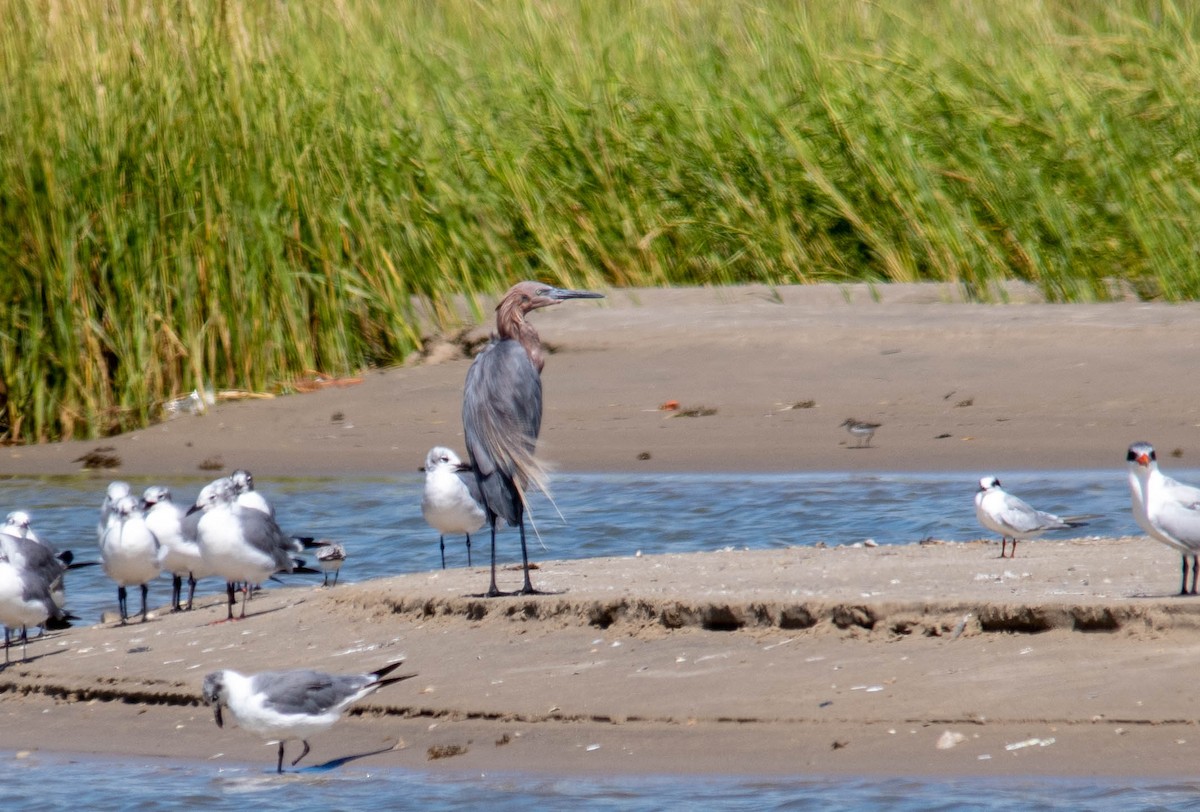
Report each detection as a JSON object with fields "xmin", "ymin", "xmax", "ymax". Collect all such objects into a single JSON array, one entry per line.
[{"xmin": 1, "ymin": 0, "xmax": 1196, "ymax": 442}]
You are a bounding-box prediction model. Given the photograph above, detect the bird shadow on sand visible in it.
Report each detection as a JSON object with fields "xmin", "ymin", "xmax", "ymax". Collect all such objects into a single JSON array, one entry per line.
[
  {"xmin": 290, "ymin": 744, "xmax": 400, "ymax": 774},
  {"xmin": 202, "ymin": 601, "xmax": 297, "ymax": 626},
  {"xmin": 0, "ymin": 644, "xmax": 71, "ymax": 671},
  {"xmin": 467, "ymin": 588, "xmax": 567, "ymax": 599},
  {"xmin": 1127, "ymin": 591, "xmax": 1200, "ymax": 600}
]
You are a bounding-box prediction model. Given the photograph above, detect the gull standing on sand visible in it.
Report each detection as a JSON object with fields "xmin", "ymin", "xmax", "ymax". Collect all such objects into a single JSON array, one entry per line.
[
  {"xmin": 191, "ymin": 479, "xmax": 310, "ymax": 620},
  {"xmin": 841, "ymin": 418, "xmax": 881, "ymax": 448},
  {"xmin": 98, "ymin": 480, "xmax": 132, "ymax": 539},
  {"xmin": 421, "ymin": 446, "xmax": 486, "ymax": 569},
  {"xmin": 974, "ymin": 476, "xmax": 1091, "ymax": 558},
  {"xmin": 230, "ymin": 469, "xmax": 275, "ymax": 518},
  {"xmin": 1127, "ymin": 441, "xmax": 1200, "ymax": 595},
  {"xmin": 1, "ymin": 512, "xmax": 92, "ymax": 642},
  {"xmin": 0, "ymin": 524, "xmax": 70, "ymax": 612},
  {"xmin": 201, "ymin": 661, "xmax": 415, "ymax": 773},
  {"xmin": 0, "ymin": 554, "xmax": 70, "ymax": 664},
  {"xmin": 3, "ymin": 511, "xmax": 42, "ymax": 545},
  {"xmin": 463, "ymin": 281, "xmax": 604, "ymax": 596},
  {"xmin": 99, "ymin": 495, "xmax": 161, "ymax": 624},
  {"xmin": 144, "ymin": 485, "xmax": 209, "ymax": 612}
]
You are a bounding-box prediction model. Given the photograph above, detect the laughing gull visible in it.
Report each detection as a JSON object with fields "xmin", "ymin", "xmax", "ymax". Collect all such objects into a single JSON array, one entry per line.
[
  {"xmin": 0, "ymin": 554, "xmax": 71, "ymax": 663},
  {"xmin": 1, "ymin": 512, "xmax": 92, "ymax": 641},
  {"xmin": 315, "ymin": 543, "xmax": 346, "ymax": 586},
  {"xmin": 144, "ymin": 485, "xmax": 211, "ymax": 612},
  {"xmin": 1127, "ymin": 441, "xmax": 1200, "ymax": 595},
  {"xmin": 421, "ymin": 447, "xmax": 486, "ymax": 569},
  {"xmin": 230, "ymin": 469, "xmax": 275, "ymax": 518},
  {"xmin": 191, "ymin": 480, "xmax": 312, "ymax": 620},
  {"xmin": 98, "ymin": 480, "xmax": 132, "ymax": 540},
  {"xmin": 2, "ymin": 511, "xmax": 42, "ymax": 545},
  {"xmin": 201, "ymin": 661, "xmax": 415, "ymax": 773},
  {"xmin": 974, "ymin": 476, "xmax": 1092, "ymax": 558},
  {"xmin": 99, "ymin": 495, "xmax": 161, "ymax": 623},
  {"xmin": 0, "ymin": 527, "xmax": 70, "ymax": 614}
]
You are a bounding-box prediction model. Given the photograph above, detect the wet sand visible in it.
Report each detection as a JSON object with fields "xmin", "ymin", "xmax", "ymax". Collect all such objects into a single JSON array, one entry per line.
[{"xmin": 4, "ymin": 283, "xmax": 1200, "ymax": 777}]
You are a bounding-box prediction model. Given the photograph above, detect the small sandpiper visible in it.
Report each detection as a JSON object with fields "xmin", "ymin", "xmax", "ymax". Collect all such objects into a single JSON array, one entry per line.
[
  {"xmin": 315, "ymin": 542, "xmax": 347, "ymax": 587},
  {"xmin": 840, "ymin": 418, "xmax": 881, "ymax": 448}
]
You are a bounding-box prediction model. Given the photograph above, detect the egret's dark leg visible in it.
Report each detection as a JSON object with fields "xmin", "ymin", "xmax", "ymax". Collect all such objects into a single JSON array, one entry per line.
[
  {"xmin": 171, "ymin": 575, "xmax": 183, "ymax": 612},
  {"xmin": 2, "ymin": 626, "xmax": 8, "ymax": 665},
  {"xmin": 226, "ymin": 582, "xmax": 237, "ymax": 620},
  {"xmin": 439, "ymin": 535, "xmax": 446, "ymax": 570},
  {"xmin": 1011, "ymin": 540, "xmax": 1018, "ymax": 558},
  {"xmin": 487, "ymin": 519, "xmax": 501, "ymax": 597},
  {"xmin": 1000, "ymin": 539, "xmax": 1008, "ymax": 558},
  {"xmin": 186, "ymin": 573, "xmax": 197, "ymax": 611},
  {"xmin": 276, "ymin": 741, "xmax": 286, "ymax": 773},
  {"xmin": 517, "ymin": 513, "xmax": 541, "ymax": 595},
  {"xmin": 117, "ymin": 585, "xmax": 128, "ymax": 624},
  {"xmin": 140, "ymin": 583, "xmax": 149, "ymax": 622},
  {"xmin": 1180, "ymin": 556, "xmax": 1190, "ymax": 596},
  {"xmin": 465, "ymin": 533, "xmax": 472, "ymax": 567},
  {"xmin": 1192, "ymin": 556, "xmax": 1199, "ymax": 595},
  {"xmin": 332, "ymin": 569, "xmax": 339, "ymax": 586},
  {"xmin": 290, "ymin": 740, "xmax": 311, "ymax": 767}
]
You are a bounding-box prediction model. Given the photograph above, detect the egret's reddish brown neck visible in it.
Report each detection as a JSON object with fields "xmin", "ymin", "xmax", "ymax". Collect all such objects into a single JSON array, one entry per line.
[{"xmin": 496, "ymin": 296, "xmax": 550, "ymax": 373}]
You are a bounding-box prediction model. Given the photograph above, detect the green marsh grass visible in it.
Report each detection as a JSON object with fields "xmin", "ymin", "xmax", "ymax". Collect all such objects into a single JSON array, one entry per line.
[{"xmin": 1, "ymin": 1, "xmax": 1198, "ymax": 442}]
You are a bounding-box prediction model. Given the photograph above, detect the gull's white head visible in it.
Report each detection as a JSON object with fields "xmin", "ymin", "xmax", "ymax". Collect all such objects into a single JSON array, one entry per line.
[
  {"xmin": 978, "ymin": 476, "xmax": 1001, "ymax": 492},
  {"xmin": 423, "ymin": 446, "xmax": 462, "ymax": 473},
  {"xmin": 4, "ymin": 510, "xmax": 32, "ymax": 531},
  {"xmin": 142, "ymin": 485, "xmax": 172, "ymax": 508}
]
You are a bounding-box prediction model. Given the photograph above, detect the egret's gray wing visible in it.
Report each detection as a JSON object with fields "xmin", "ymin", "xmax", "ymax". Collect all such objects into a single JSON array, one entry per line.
[
  {"xmin": 463, "ymin": 339, "xmax": 544, "ymax": 524},
  {"xmin": 236, "ymin": 508, "xmax": 300, "ymax": 571},
  {"xmin": 253, "ymin": 669, "xmax": 373, "ymax": 716},
  {"xmin": 455, "ymin": 468, "xmax": 485, "ymax": 513},
  {"xmin": 1153, "ymin": 500, "xmax": 1200, "ymax": 552}
]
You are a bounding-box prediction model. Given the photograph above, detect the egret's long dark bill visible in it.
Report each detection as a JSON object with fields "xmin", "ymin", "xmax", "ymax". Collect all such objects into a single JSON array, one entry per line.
[
  {"xmin": 213, "ymin": 704, "xmax": 224, "ymax": 728},
  {"xmin": 549, "ymin": 288, "xmax": 605, "ymax": 301}
]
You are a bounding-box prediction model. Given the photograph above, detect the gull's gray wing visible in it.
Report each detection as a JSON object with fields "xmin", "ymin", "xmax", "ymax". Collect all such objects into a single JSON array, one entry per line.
[
  {"xmin": 253, "ymin": 670, "xmax": 373, "ymax": 716},
  {"xmin": 236, "ymin": 507, "xmax": 300, "ymax": 571}
]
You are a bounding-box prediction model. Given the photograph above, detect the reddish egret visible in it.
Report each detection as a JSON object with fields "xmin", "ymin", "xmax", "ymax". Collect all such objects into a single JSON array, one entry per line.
[
  {"xmin": 974, "ymin": 476, "xmax": 1090, "ymax": 559},
  {"xmin": 462, "ymin": 280, "xmax": 604, "ymax": 596},
  {"xmin": 421, "ymin": 446, "xmax": 486, "ymax": 569},
  {"xmin": 1128, "ymin": 442, "xmax": 1200, "ymax": 595}
]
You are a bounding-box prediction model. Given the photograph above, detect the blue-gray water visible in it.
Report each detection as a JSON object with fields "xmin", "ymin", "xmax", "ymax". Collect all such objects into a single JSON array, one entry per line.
[
  {"xmin": 4, "ymin": 749, "xmax": 1200, "ymax": 810},
  {"xmin": 0, "ymin": 471, "xmax": 1186, "ymax": 809}
]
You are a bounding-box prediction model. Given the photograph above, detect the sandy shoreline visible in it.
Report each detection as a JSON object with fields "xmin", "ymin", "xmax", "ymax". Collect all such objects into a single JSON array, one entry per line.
[
  {"xmin": 7, "ymin": 283, "xmax": 1200, "ymax": 477},
  {"xmin": 5, "ymin": 538, "xmax": 1200, "ymax": 778},
  {"xmin": 4, "ymin": 283, "xmax": 1200, "ymax": 779}
]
